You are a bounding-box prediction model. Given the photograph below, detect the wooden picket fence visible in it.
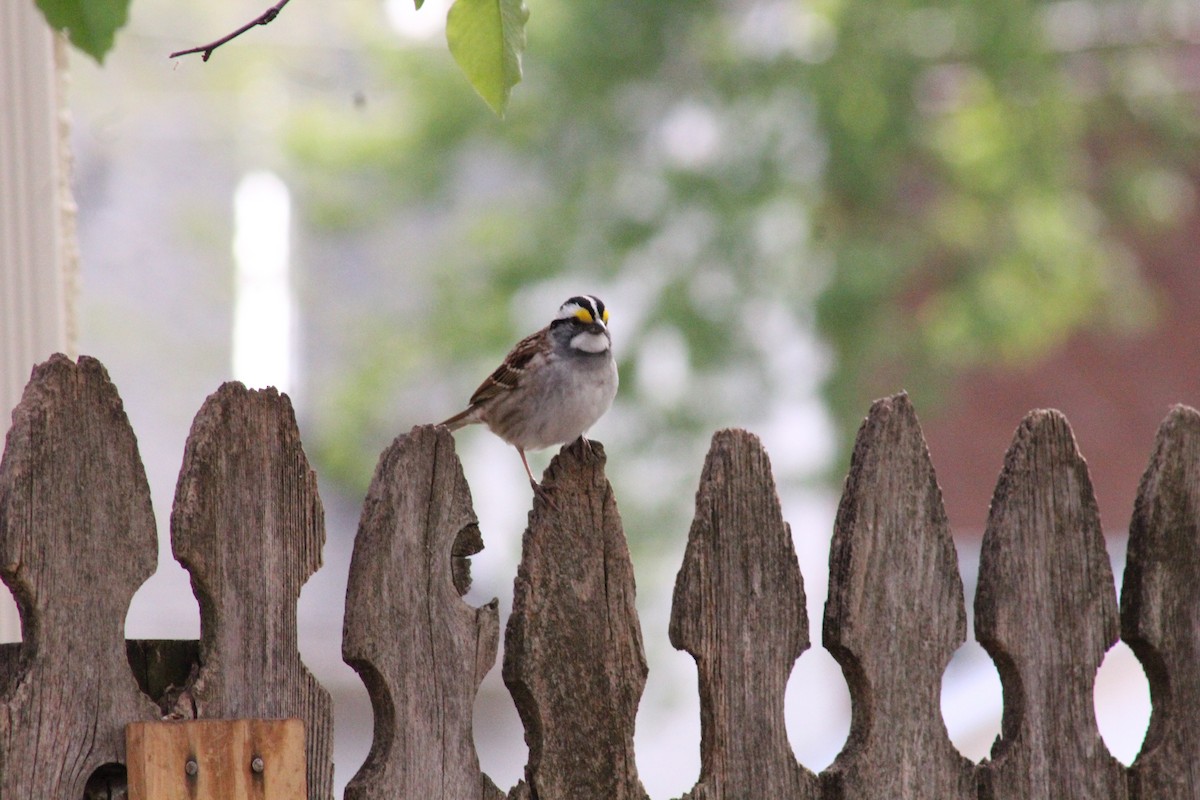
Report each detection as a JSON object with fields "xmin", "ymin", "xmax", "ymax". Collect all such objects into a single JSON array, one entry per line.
[{"xmin": 0, "ymin": 354, "xmax": 1197, "ymax": 799}]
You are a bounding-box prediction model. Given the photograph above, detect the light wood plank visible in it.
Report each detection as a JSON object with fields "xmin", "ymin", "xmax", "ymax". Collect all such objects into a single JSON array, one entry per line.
[{"xmin": 127, "ymin": 719, "xmax": 305, "ymax": 800}]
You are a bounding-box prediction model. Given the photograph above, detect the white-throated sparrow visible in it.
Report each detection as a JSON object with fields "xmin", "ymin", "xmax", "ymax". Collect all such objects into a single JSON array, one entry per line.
[{"xmin": 440, "ymin": 295, "xmax": 618, "ymax": 489}]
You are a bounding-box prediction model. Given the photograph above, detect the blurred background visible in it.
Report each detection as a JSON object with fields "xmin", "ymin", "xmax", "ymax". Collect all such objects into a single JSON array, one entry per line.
[{"xmin": 5, "ymin": 0, "xmax": 1200, "ymax": 795}]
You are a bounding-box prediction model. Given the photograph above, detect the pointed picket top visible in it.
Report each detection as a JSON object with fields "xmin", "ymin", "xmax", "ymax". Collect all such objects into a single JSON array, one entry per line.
[
  {"xmin": 342, "ymin": 425, "xmax": 503, "ymax": 800},
  {"xmin": 1121, "ymin": 405, "xmax": 1200, "ymax": 798},
  {"xmin": 669, "ymin": 429, "xmax": 817, "ymax": 800},
  {"xmin": 169, "ymin": 382, "xmax": 333, "ymax": 800},
  {"xmin": 0, "ymin": 354, "xmax": 160, "ymax": 796},
  {"xmin": 975, "ymin": 409, "xmax": 1126, "ymax": 799},
  {"xmin": 820, "ymin": 394, "xmax": 975, "ymax": 799},
  {"xmin": 503, "ymin": 438, "xmax": 649, "ymax": 800}
]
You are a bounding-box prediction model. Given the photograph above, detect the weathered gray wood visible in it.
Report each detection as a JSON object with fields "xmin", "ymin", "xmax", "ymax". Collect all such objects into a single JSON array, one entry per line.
[
  {"xmin": 341, "ymin": 425, "xmax": 503, "ymax": 800},
  {"xmin": 169, "ymin": 382, "xmax": 333, "ymax": 800},
  {"xmin": 2, "ymin": 638, "xmax": 201, "ymax": 717},
  {"xmin": 0, "ymin": 354, "xmax": 161, "ymax": 796},
  {"xmin": 503, "ymin": 438, "xmax": 649, "ymax": 800},
  {"xmin": 821, "ymin": 394, "xmax": 975, "ymax": 799},
  {"xmin": 1121, "ymin": 405, "xmax": 1200, "ymax": 799},
  {"xmin": 669, "ymin": 429, "xmax": 818, "ymax": 800},
  {"xmin": 975, "ymin": 410, "xmax": 1126, "ymax": 799},
  {"xmin": 0, "ymin": 643, "xmax": 17, "ymax": 697}
]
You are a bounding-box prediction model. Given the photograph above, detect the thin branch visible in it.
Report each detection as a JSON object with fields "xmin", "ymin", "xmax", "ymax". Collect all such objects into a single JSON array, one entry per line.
[{"xmin": 169, "ymin": 0, "xmax": 293, "ymax": 61}]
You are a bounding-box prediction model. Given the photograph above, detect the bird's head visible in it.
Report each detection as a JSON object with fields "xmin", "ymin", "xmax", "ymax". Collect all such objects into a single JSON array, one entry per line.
[{"xmin": 552, "ymin": 295, "xmax": 611, "ymax": 353}]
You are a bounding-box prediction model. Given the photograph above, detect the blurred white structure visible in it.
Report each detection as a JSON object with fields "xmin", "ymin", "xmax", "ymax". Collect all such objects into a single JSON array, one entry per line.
[
  {"xmin": 0, "ymin": 5, "xmax": 75, "ymax": 643},
  {"xmin": 232, "ymin": 170, "xmax": 294, "ymax": 396}
]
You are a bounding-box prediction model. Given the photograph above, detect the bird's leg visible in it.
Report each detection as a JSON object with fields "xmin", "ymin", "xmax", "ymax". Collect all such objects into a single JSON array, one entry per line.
[
  {"xmin": 518, "ymin": 447, "xmax": 538, "ymax": 485},
  {"xmin": 518, "ymin": 447, "xmax": 558, "ymax": 510}
]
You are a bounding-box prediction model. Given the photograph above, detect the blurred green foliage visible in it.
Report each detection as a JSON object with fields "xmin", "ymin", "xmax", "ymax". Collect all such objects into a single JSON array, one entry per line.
[
  {"xmin": 35, "ymin": 0, "xmax": 130, "ymax": 61},
  {"xmin": 446, "ymin": 0, "xmax": 529, "ymax": 115},
  {"xmin": 807, "ymin": 0, "xmax": 1180, "ymax": 423},
  {"xmin": 285, "ymin": 0, "xmax": 1194, "ymax": 508}
]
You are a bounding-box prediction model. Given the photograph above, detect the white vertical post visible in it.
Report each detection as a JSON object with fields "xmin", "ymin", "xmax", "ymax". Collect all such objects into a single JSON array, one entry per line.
[
  {"xmin": 232, "ymin": 170, "xmax": 295, "ymax": 397},
  {"xmin": 0, "ymin": 5, "xmax": 75, "ymax": 641},
  {"xmin": 1, "ymin": 6, "xmax": 75, "ymax": 422}
]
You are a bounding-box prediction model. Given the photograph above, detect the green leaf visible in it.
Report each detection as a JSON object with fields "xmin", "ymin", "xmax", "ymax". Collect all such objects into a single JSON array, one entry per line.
[
  {"xmin": 35, "ymin": 0, "xmax": 130, "ymax": 63},
  {"xmin": 446, "ymin": 0, "xmax": 528, "ymax": 117}
]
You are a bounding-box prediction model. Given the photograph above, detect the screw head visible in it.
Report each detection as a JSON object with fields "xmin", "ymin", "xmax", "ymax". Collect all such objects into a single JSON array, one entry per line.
[
  {"xmin": 251, "ymin": 756, "xmax": 265, "ymax": 774},
  {"xmin": 184, "ymin": 759, "xmax": 199, "ymax": 777}
]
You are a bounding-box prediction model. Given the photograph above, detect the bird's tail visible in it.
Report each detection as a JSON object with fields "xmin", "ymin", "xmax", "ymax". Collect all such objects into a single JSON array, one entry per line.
[{"xmin": 438, "ymin": 407, "xmax": 477, "ymax": 431}]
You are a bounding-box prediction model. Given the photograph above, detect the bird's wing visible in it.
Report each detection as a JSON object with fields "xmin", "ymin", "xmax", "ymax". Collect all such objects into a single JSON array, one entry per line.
[{"xmin": 468, "ymin": 327, "xmax": 547, "ymax": 407}]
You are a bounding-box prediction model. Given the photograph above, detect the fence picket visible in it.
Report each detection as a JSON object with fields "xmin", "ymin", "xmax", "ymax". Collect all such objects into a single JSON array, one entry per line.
[
  {"xmin": 975, "ymin": 410, "xmax": 1127, "ymax": 799},
  {"xmin": 669, "ymin": 429, "xmax": 819, "ymax": 800},
  {"xmin": 5, "ymin": 355, "xmax": 1199, "ymax": 798},
  {"xmin": 820, "ymin": 394, "xmax": 975, "ymax": 799},
  {"xmin": 502, "ymin": 439, "xmax": 649, "ymax": 800},
  {"xmin": 341, "ymin": 425, "xmax": 503, "ymax": 800},
  {"xmin": 169, "ymin": 382, "xmax": 334, "ymax": 800},
  {"xmin": 1121, "ymin": 405, "xmax": 1200, "ymax": 799},
  {"xmin": 0, "ymin": 355, "xmax": 160, "ymax": 796}
]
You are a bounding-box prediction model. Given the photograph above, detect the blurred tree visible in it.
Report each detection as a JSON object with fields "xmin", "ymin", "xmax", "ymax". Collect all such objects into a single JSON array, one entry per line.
[
  {"xmin": 808, "ymin": 0, "xmax": 1186, "ymax": 425},
  {"xmin": 284, "ymin": 0, "xmax": 1195, "ymax": 520}
]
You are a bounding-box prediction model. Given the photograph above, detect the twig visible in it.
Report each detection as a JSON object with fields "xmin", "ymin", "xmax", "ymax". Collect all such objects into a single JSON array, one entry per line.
[{"xmin": 169, "ymin": 0, "xmax": 293, "ymax": 61}]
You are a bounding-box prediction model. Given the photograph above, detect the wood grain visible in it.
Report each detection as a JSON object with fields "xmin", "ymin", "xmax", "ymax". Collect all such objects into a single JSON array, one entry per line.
[
  {"xmin": 975, "ymin": 409, "xmax": 1127, "ymax": 799},
  {"xmin": 341, "ymin": 425, "xmax": 503, "ymax": 800},
  {"xmin": 669, "ymin": 429, "xmax": 818, "ymax": 800},
  {"xmin": 8, "ymin": 357, "xmax": 1200, "ymax": 797},
  {"xmin": 1121, "ymin": 405, "xmax": 1200, "ymax": 799},
  {"xmin": 169, "ymin": 383, "xmax": 333, "ymax": 800},
  {"xmin": 503, "ymin": 438, "xmax": 649, "ymax": 800},
  {"xmin": 0, "ymin": 354, "xmax": 161, "ymax": 796},
  {"xmin": 127, "ymin": 718, "xmax": 306, "ymax": 800},
  {"xmin": 822, "ymin": 394, "xmax": 975, "ymax": 799}
]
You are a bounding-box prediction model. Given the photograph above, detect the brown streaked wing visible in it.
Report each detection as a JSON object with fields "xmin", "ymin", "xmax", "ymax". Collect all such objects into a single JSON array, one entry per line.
[{"xmin": 468, "ymin": 327, "xmax": 548, "ymax": 407}]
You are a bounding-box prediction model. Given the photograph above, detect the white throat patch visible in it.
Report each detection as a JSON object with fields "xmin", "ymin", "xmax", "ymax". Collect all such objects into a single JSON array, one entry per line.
[{"xmin": 571, "ymin": 330, "xmax": 610, "ymax": 354}]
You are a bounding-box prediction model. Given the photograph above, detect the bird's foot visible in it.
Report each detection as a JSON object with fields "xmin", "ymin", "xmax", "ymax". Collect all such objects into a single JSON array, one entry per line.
[{"xmin": 530, "ymin": 478, "xmax": 559, "ymax": 512}]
